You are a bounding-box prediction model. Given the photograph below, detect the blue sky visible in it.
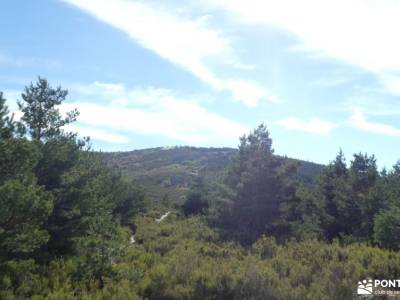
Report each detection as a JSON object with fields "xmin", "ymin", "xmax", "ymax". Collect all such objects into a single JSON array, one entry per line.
[{"xmin": 1, "ymin": 0, "xmax": 400, "ymax": 167}]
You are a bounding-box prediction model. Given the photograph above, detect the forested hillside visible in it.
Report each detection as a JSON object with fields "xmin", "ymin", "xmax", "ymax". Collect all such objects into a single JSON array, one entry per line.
[
  {"xmin": 1, "ymin": 78, "xmax": 400, "ymax": 299},
  {"xmin": 100, "ymin": 147, "xmax": 323, "ymax": 204}
]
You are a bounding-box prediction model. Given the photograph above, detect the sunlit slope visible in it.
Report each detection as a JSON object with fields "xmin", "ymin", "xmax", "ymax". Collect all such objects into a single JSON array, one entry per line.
[{"xmin": 100, "ymin": 147, "xmax": 323, "ymax": 203}]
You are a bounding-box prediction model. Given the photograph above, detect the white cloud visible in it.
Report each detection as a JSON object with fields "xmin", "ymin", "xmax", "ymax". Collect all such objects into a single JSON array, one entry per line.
[
  {"xmin": 65, "ymin": 124, "xmax": 129, "ymax": 144},
  {"xmin": 276, "ymin": 117, "xmax": 336, "ymax": 135},
  {"xmin": 92, "ymin": 81, "xmax": 125, "ymax": 92},
  {"xmin": 63, "ymin": 82, "xmax": 248, "ymax": 145},
  {"xmin": 222, "ymin": 79, "xmax": 279, "ymax": 107},
  {"xmin": 380, "ymin": 74, "xmax": 400, "ymax": 96},
  {"xmin": 344, "ymin": 94, "xmax": 400, "ymax": 117},
  {"xmin": 61, "ymin": 0, "xmax": 276, "ymax": 106},
  {"xmin": 207, "ymin": 0, "xmax": 400, "ymax": 94},
  {"xmin": 350, "ymin": 109, "xmax": 400, "ymax": 136}
]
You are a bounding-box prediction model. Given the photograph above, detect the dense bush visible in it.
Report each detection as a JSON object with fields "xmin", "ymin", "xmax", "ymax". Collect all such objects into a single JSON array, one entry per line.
[
  {"xmin": 182, "ymin": 192, "xmax": 209, "ymax": 216},
  {"xmin": 133, "ymin": 216, "xmax": 400, "ymax": 300}
]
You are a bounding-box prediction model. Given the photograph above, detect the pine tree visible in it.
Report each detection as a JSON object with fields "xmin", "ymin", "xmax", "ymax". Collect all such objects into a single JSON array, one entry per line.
[
  {"xmin": 0, "ymin": 92, "xmax": 22, "ymax": 140},
  {"xmin": 18, "ymin": 77, "xmax": 78, "ymax": 142},
  {"xmin": 374, "ymin": 206, "xmax": 400, "ymax": 250},
  {"xmin": 225, "ymin": 124, "xmax": 298, "ymax": 244},
  {"xmin": 318, "ymin": 151, "xmax": 381, "ymax": 240},
  {"xmin": 318, "ymin": 150, "xmax": 350, "ymax": 239},
  {"xmin": 0, "ymin": 116, "xmax": 53, "ymax": 260}
]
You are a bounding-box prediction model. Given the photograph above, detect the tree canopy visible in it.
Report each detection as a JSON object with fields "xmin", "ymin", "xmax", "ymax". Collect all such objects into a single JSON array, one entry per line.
[{"xmin": 18, "ymin": 77, "xmax": 78, "ymax": 141}]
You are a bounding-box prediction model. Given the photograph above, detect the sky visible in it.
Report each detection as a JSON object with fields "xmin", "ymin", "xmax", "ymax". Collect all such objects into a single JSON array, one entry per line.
[{"xmin": 1, "ymin": 0, "xmax": 400, "ymax": 167}]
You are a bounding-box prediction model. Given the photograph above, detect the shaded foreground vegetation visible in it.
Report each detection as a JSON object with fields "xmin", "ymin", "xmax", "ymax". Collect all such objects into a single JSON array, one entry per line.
[{"xmin": 1, "ymin": 78, "xmax": 400, "ymax": 299}]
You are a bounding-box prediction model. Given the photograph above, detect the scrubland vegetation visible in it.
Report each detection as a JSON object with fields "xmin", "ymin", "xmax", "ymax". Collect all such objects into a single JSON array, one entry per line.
[{"xmin": 1, "ymin": 78, "xmax": 400, "ymax": 299}]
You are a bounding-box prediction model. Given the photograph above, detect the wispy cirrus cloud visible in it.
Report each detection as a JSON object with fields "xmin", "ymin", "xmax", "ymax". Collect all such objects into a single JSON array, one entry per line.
[
  {"xmin": 350, "ymin": 109, "xmax": 400, "ymax": 137},
  {"xmin": 276, "ymin": 117, "xmax": 337, "ymax": 135},
  {"xmin": 206, "ymin": 0, "xmax": 400, "ymax": 71},
  {"xmin": 63, "ymin": 82, "xmax": 248, "ymax": 145},
  {"xmin": 61, "ymin": 0, "xmax": 277, "ymax": 107},
  {"xmin": 342, "ymin": 90, "xmax": 400, "ymax": 119},
  {"xmin": 206, "ymin": 0, "xmax": 400, "ymax": 95}
]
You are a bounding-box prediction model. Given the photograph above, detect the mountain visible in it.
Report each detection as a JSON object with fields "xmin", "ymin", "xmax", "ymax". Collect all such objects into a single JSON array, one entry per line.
[{"xmin": 100, "ymin": 146, "xmax": 324, "ymax": 203}]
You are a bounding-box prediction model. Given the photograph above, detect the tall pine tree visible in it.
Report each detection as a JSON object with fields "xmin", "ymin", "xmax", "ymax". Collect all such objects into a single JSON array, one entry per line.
[
  {"xmin": 18, "ymin": 77, "xmax": 78, "ymax": 142},
  {"xmin": 225, "ymin": 124, "xmax": 298, "ymax": 244}
]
